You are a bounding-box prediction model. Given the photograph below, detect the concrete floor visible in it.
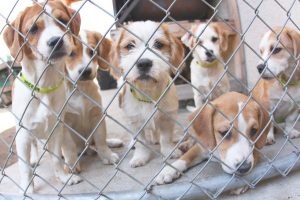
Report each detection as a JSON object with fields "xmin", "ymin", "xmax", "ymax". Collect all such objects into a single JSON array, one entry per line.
[{"xmin": 0, "ymin": 89, "xmax": 300, "ymax": 199}]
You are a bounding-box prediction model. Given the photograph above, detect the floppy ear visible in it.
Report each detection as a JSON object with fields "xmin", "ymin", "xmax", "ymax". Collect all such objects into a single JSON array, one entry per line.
[
  {"xmin": 254, "ymin": 102, "xmax": 270, "ymax": 149},
  {"xmin": 3, "ymin": 13, "xmax": 24, "ymax": 62},
  {"xmin": 213, "ymin": 23, "xmax": 236, "ymax": 52},
  {"xmin": 109, "ymin": 29, "xmax": 123, "ymax": 80},
  {"xmin": 65, "ymin": 4, "xmax": 81, "ymax": 36},
  {"xmin": 93, "ymin": 32, "xmax": 112, "ymax": 71},
  {"xmin": 169, "ymin": 34, "xmax": 185, "ymax": 70},
  {"xmin": 181, "ymin": 31, "xmax": 193, "ymax": 48},
  {"xmin": 286, "ymin": 28, "xmax": 300, "ymax": 57},
  {"xmin": 188, "ymin": 104, "xmax": 216, "ymax": 150}
]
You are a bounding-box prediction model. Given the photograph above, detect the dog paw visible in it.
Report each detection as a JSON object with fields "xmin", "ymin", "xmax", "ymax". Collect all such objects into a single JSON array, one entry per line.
[
  {"xmin": 64, "ymin": 164, "xmax": 82, "ymax": 174},
  {"xmin": 290, "ymin": 129, "xmax": 300, "ymax": 139},
  {"xmin": 107, "ymin": 138, "xmax": 124, "ymax": 148},
  {"xmin": 230, "ymin": 186, "xmax": 249, "ymax": 195},
  {"xmin": 67, "ymin": 174, "xmax": 83, "ymax": 185},
  {"xmin": 102, "ymin": 152, "xmax": 119, "ymax": 165},
  {"xmin": 155, "ymin": 166, "xmax": 180, "ymax": 185},
  {"xmin": 129, "ymin": 156, "xmax": 149, "ymax": 168},
  {"xmin": 170, "ymin": 149, "xmax": 183, "ymax": 159}
]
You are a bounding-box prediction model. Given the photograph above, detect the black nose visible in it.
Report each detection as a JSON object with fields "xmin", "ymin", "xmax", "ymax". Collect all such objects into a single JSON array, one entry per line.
[
  {"xmin": 137, "ymin": 58, "xmax": 152, "ymax": 73},
  {"xmin": 79, "ymin": 68, "xmax": 92, "ymax": 80},
  {"xmin": 205, "ymin": 50, "xmax": 214, "ymax": 58},
  {"xmin": 257, "ymin": 64, "xmax": 266, "ymax": 74},
  {"xmin": 47, "ymin": 36, "xmax": 64, "ymax": 49},
  {"xmin": 236, "ymin": 161, "xmax": 252, "ymax": 174}
]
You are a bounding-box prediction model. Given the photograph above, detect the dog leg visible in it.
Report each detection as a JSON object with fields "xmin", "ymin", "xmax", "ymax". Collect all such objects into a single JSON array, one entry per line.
[
  {"xmin": 30, "ymin": 139, "xmax": 39, "ymax": 167},
  {"xmin": 16, "ymin": 129, "xmax": 34, "ymax": 193},
  {"xmin": 193, "ymin": 89, "xmax": 203, "ymax": 108},
  {"xmin": 48, "ymin": 127, "xmax": 82, "ymax": 185},
  {"xmin": 266, "ymin": 124, "xmax": 275, "ymax": 145},
  {"xmin": 93, "ymin": 120, "xmax": 119, "ymax": 165},
  {"xmin": 155, "ymin": 144, "xmax": 206, "ymax": 184},
  {"xmin": 285, "ymin": 112, "xmax": 300, "ymax": 139},
  {"xmin": 130, "ymin": 130, "xmax": 152, "ymax": 167},
  {"xmin": 159, "ymin": 115, "xmax": 182, "ymax": 159}
]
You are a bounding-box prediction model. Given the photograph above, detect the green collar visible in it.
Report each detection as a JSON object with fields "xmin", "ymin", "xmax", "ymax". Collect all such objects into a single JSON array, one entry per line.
[
  {"xmin": 278, "ymin": 75, "xmax": 300, "ymax": 87},
  {"xmin": 20, "ymin": 73, "xmax": 64, "ymax": 94},
  {"xmin": 130, "ymin": 81, "xmax": 170, "ymax": 103},
  {"xmin": 196, "ymin": 60, "xmax": 218, "ymax": 68}
]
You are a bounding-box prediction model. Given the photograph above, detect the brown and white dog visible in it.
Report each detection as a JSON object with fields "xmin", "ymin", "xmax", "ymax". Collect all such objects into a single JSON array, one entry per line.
[
  {"xmin": 3, "ymin": 1, "xmax": 82, "ymax": 192},
  {"xmin": 256, "ymin": 27, "xmax": 300, "ymax": 140},
  {"xmin": 110, "ymin": 21, "xmax": 185, "ymax": 167},
  {"xmin": 64, "ymin": 30, "xmax": 121, "ymax": 168},
  {"xmin": 181, "ymin": 22, "xmax": 235, "ymax": 109},
  {"xmin": 156, "ymin": 92, "xmax": 270, "ymax": 186}
]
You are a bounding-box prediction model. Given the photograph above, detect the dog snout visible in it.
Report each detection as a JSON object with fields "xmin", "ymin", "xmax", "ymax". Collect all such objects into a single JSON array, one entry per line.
[
  {"xmin": 236, "ymin": 161, "xmax": 252, "ymax": 174},
  {"xmin": 257, "ymin": 64, "xmax": 266, "ymax": 74},
  {"xmin": 79, "ymin": 68, "xmax": 92, "ymax": 80},
  {"xmin": 205, "ymin": 50, "xmax": 214, "ymax": 58},
  {"xmin": 137, "ymin": 58, "xmax": 153, "ymax": 73},
  {"xmin": 47, "ymin": 36, "xmax": 64, "ymax": 50}
]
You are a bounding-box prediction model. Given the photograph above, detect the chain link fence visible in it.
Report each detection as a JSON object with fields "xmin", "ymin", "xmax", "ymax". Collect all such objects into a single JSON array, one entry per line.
[{"xmin": 0, "ymin": 0, "xmax": 300, "ymax": 199}]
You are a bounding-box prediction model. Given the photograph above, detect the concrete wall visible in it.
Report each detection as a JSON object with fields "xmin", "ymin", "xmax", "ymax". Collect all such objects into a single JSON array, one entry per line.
[{"xmin": 237, "ymin": 0, "xmax": 300, "ymax": 87}]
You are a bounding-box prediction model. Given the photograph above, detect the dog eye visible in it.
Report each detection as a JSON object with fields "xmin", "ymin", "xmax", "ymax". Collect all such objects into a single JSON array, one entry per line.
[
  {"xmin": 250, "ymin": 128, "xmax": 257, "ymax": 137},
  {"xmin": 88, "ymin": 49, "xmax": 94, "ymax": 57},
  {"xmin": 29, "ymin": 23, "xmax": 38, "ymax": 34},
  {"xmin": 211, "ymin": 36, "xmax": 218, "ymax": 43},
  {"xmin": 219, "ymin": 130, "xmax": 231, "ymax": 139},
  {"xmin": 153, "ymin": 40, "xmax": 164, "ymax": 49},
  {"xmin": 125, "ymin": 43, "xmax": 135, "ymax": 50},
  {"xmin": 70, "ymin": 51, "xmax": 76, "ymax": 57},
  {"xmin": 58, "ymin": 17, "xmax": 68, "ymax": 25},
  {"xmin": 271, "ymin": 47, "xmax": 282, "ymax": 54}
]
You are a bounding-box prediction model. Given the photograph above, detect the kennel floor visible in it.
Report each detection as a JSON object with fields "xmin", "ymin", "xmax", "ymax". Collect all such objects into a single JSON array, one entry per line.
[{"xmin": 1, "ymin": 89, "xmax": 300, "ymax": 200}]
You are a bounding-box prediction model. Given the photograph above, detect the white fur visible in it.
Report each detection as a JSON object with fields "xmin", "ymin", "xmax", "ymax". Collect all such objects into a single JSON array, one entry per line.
[
  {"xmin": 155, "ymin": 159, "xmax": 187, "ymax": 184},
  {"xmin": 12, "ymin": 7, "xmax": 81, "ymax": 193},
  {"xmin": 222, "ymin": 102, "xmax": 254, "ymax": 174}
]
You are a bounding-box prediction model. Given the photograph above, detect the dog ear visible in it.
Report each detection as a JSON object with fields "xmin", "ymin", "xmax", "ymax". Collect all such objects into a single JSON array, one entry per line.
[
  {"xmin": 64, "ymin": 3, "xmax": 81, "ymax": 36},
  {"xmin": 181, "ymin": 24, "xmax": 197, "ymax": 48},
  {"xmin": 3, "ymin": 13, "xmax": 24, "ymax": 62},
  {"xmin": 188, "ymin": 104, "xmax": 216, "ymax": 150},
  {"xmin": 286, "ymin": 28, "xmax": 300, "ymax": 57},
  {"xmin": 254, "ymin": 101, "xmax": 270, "ymax": 149},
  {"xmin": 92, "ymin": 32, "xmax": 112, "ymax": 71},
  {"xmin": 109, "ymin": 29, "xmax": 123, "ymax": 80},
  {"xmin": 213, "ymin": 23, "xmax": 236, "ymax": 52}
]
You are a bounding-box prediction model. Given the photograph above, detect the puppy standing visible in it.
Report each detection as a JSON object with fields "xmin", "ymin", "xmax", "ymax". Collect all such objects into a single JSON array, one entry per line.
[
  {"xmin": 110, "ymin": 21, "xmax": 185, "ymax": 167},
  {"xmin": 156, "ymin": 92, "xmax": 270, "ymax": 186},
  {"xmin": 257, "ymin": 27, "xmax": 300, "ymax": 139},
  {"xmin": 182, "ymin": 22, "xmax": 235, "ymax": 109},
  {"xmin": 64, "ymin": 30, "xmax": 121, "ymax": 167},
  {"xmin": 3, "ymin": 1, "xmax": 82, "ymax": 192}
]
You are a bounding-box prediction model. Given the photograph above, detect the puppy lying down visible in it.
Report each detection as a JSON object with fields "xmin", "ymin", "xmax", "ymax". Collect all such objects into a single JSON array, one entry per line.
[{"xmin": 156, "ymin": 92, "xmax": 270, "ymax": 187}]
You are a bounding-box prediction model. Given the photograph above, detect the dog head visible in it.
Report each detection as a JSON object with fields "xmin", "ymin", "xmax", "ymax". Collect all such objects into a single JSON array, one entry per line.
[
  {"xmin": 3, "ymin": 0, "xmax": 80, "ymax": 63},
  {"xmin": 189, "ymin": 92, "xmax": 270, "ymax": 175},
  {"xmin": 181, "ymin": 22, "xmax": 235, "ymax": 64},
  {"xmin": 110, "ymin": 21, "xmax": 184, "ymax": 88},
  {"xmin": 257, "ymin": 27, "xmax": 300, "ymax": 79},
  {"xmin": 66, "ymin": 30, "xmax": 111, "ymax": 81}
]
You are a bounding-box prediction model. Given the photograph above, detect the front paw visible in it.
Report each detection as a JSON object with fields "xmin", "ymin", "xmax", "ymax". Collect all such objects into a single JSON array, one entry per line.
[
  {"xmin": 102, "ymin": 152, "xmax": 119, "ymax": 165},
  {"xmin": 64, "ymin": 163, "xmax": 82, "ymax": 174},
  {"xmin": 129, "ymin": 156, "xmax": 149, "ymax": 168},
  {"xmin": 230, "ymin": 186, "xmax": 249, "ymax": 195},
  {"xmin": 67, "ymin": 174, "xmax": 83, "ymax": 185},
  {"xmin": 155, "ymin": 166, "xmax": 180, "ymax": 185},
  {"xmin": 289, "ymin": 129, "xmax": 300, "ymax": 139}
]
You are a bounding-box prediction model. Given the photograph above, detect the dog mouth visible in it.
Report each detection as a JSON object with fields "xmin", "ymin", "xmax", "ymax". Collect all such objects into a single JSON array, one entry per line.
[{"xmin": 136, "ymin": 74, "xmax": 158, "ymax": 82}]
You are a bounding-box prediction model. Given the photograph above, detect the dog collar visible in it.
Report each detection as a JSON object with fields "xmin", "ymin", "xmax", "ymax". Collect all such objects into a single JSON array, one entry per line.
[
  {"xmin": 20, "ymin": 73, "xmax": 64, "ymax": 94},
  {"xmin": 278, "ymin": 75, "xmax": 300, "ymax": 87},
  {"xmin": 130, "ymin": 80, "xmax": 170, "ymax": 103},
  {"xmin": 196, "ymin": 60, "xmax": 218, "ymax": 68}
]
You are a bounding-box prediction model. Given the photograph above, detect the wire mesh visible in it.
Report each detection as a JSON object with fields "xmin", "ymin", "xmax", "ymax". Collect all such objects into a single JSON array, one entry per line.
[{"xmin": 0, "ymin": 0, "xmax": 300, "ymax": 199}]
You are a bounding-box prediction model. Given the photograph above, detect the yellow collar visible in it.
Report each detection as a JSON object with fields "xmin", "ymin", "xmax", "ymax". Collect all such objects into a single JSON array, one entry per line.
[
  {"xmin": 278, "ymin": 75, "xmax": 300, "ymax": 87},
  {"xmin": 196, "ymin": 60, "xmax": 218, "ymax": 68},
  {"xmin": 20, "ymin": 73, "xmax": 64, "ymax": 94},
  {"xmin": 130, "ymin": 80, "xmax": 170, "ymax": 103}
]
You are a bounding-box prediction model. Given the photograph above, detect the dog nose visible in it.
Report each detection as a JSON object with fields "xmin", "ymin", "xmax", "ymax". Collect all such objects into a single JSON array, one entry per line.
[
  {"xmin": 79, "ymin": 68, "xmax": 92, "ymax": 80},
  {"xmin": 236, "ymin": 161, "xmax": 252, "ymax": 174},
  {"xmin": 257, "ymin": 64, "xmax": 266, "ymax": 74},
  {"xmin": 205, "ymin": 50, "xmax": 214, "ymax": 58},
  {"xmin": 137, "ymin": 58, "xmax": 152, "ymax": 73},
  {"xmin": 47, "ymin": 36, "xmax": 64, "ymax": 49}
]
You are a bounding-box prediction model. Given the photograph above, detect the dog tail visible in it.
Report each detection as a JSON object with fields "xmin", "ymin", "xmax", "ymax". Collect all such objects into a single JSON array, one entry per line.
[
  {"xmin": 63, "ymin": 0, "xmax": 81, "ymax": 6},
  {"xmin": 186, "ymin": 105, "xmax": 197, "ymax": 112}
]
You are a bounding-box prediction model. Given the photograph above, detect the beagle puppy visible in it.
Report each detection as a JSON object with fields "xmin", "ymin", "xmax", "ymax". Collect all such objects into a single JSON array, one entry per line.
[
  {"xmin": 156, "ymin": 92, "xmax": 270, "ymax": 185},
  {"xmin": 110, "ymin": 21, "xmax": 185, "ymax": 167},
  {"xmin": 3, "ymin": 1, "xmax": 82, "ymax": 192},
  {"xmin": 256, "ymin": 27, "xmax": 300, "ymax": 139},
  {"xmin": 181, "ymin": 22, "xmax": 236, "ymax": 109},
  {"xmin": 64, "ymin": 30, "xmax": 121, "ymax": 168}
]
